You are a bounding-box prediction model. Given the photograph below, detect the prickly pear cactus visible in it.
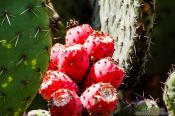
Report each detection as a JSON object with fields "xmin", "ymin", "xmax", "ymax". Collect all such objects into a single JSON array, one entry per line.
[
  {"xmin": 113, "ymin": 100, "xmax": 135, "ymax": 116},
  {"xmin": 0, "ymin": 0, "xmax": 52, "ymax": 115},
  {"xmin": 91, "ymin": 0, "xmax": 156, "ymax": 89},
  {"xmin": 114, "ymin": 98, "xmax": 160, "ymax": 116},
  {"xmin": 163, "ymin": 71, "xmax": 175, "ymax": 116},
  {"xmin": 134, "ymin": 99, "xmax": 160, "ymax": 116}
]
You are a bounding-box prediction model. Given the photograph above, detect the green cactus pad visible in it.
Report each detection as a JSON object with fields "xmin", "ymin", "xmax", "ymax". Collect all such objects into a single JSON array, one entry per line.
[
  {"xmin": 134, "ymin": 99, "xmax": 160, "ymax": 116},
  {"xmin": 163, "ymin": 71, "xmax": 175, "ymax": 116},
  {"xmin": 114, "ymin": 98, "xmax": 160, "ymax": 116},
  {"xmin": 91, "ymin": 0, "xmax": 156, "ymax": 89},
  {"xmin": 0, "ymin": 0, "xmax": 52, "ymax": 115}
]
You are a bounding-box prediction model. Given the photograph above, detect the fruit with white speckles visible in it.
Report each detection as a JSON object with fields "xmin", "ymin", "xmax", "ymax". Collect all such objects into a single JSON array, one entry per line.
[
  {"xmin": 83, "ymin": 57, "xmax": 125, "ymax": 90},
  {"xmin": 39, "ymin": 70, "xmax": 79, "ymax": 100},
  {"xmin": 84, "ymin": 31, "xmax": 115, "ymax": 63},
  {"xmin": 49, "ymin": 89, "xmax": 83, "ymax": 116},
  {"xmin": 81, "ymin": 83, "xmax": 118, "ymax": 116},
  {"xmin": 48, "ymin": 43, "xmax": 64, "ymax": 70},
  {"xmin": 66, "ymin": 23, "xmax": 93, "ymax": 45},
  {"xmin": 57, "ymin": 44, "xmax": 90, "ymax": 82}
]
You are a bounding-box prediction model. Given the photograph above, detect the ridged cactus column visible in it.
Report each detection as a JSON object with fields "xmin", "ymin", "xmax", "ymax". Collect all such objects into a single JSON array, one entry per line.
[
  {"xmin": 163, "ymin": 71, "xmax": 175, "ymax": 116},
  {"xmin": 0, "ymin": 0, "xmax": 52, "ymax": 115},
  {"xmin": 92, "ymin": 0, "xmax": 156, "ymax": 89}
]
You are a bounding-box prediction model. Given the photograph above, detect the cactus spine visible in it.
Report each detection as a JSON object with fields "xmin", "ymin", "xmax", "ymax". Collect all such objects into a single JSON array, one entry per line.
[
  {"xmin": 163, "ymin": 71, "xmax": 175, "ymax": 116},
  {"xmin": 91, "ymin": 0, "xmax": 156, "ymax": 89},
  {"xmin": 0, "ymin": 0, "xmax": 52, "ymax": 115}
]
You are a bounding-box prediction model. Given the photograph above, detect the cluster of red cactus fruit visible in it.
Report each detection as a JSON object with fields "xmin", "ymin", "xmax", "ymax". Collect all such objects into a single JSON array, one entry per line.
[{"xmin": 39, "ymin": 20, "xmax": 125, "ymax": 116}]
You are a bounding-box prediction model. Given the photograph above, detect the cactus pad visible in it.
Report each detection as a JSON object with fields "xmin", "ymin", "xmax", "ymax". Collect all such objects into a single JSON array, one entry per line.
[{"xmin": 0, "ymin": 0, "xmax": 51, "ymax": 115}]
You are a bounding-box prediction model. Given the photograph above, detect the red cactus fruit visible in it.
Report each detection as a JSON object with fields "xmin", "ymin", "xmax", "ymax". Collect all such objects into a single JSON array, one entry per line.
[
  {"xmin": 83, "ymin": 57, "xmax": 125, "ymax": 90},
  {"xmin": 84, "ymin": 31, "xmax": 115, "ymax": 63},
  {"xmin": 66, "ymin": 24, "xmax": 93, "ymax": 45},
  {"xmin": 39, "ymin": 70, "xmax": 79, "ymax": 100},
  {"xmin": 81, "ymin": 83, "xmax": 118, "ymax": 116},
  {"xmin": 49, "ymin": 89, "xmax": 83, "ymax": 116},
  {"xmin": 48, "ymin": 43, "xmax": 64, "ymax": 70},
  {"xmin": 57, "ymin": 44, "xmax": 90, "ymax": 82}
]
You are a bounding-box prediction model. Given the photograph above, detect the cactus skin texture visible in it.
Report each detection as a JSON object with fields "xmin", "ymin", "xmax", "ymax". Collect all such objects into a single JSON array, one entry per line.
[
  {"xmin": 0, "ymin": 0, "xmax": 52, "ymax": 115},
  {"xmin": 91, "ymin": 0, "xmax": 156, "ymax": 89},
  {"xmin": 163, "ymin": 71, "xmax": 175, "ymax": 116}
]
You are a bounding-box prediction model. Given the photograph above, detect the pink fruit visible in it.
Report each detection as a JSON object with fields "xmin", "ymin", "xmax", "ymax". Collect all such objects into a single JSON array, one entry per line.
[
  {"xmin": 81, "ymin": 83, "xmax": 118, "ymax": 116},
  {"xmin": 84, "ymin": 31, "xmax": 115, "ymax": 63},
  {"xmin": 83, "ymin": 57, "xmax": 125, "ymax": 90},
  {"xmin": 49, "ymin": 89, "xmax": 83, "ymax": 116},
  {"xmin": 57, "ymin": 44, "xmax": 90, "ymax": 82},
  {"xmin": 39, "ymin": 70, "xmax": 79, "ymax": 100},
  {"xmin": 66, "ymin": 24, "xmax": 93, "ymax": 45},
  {"xmin": 48, "ymin": 43, "xmax": 64, "ymax": 70}
]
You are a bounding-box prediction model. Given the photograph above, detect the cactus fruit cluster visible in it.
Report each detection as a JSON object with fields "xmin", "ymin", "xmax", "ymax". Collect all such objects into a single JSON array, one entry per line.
[
  {"xmin": 163, "ymin": 71, "xmax": 175, "ymax": 116},
  {"xmin": 36, "ymin": 21, "xmax": 125, "ymax": 115},
  {"xmin": 91, "ymin": 0, "xmax": 156, "ymax": 89},
  {"xmin": 0, "ymin": 0, "xmax": 51, "ymax": 115}
]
